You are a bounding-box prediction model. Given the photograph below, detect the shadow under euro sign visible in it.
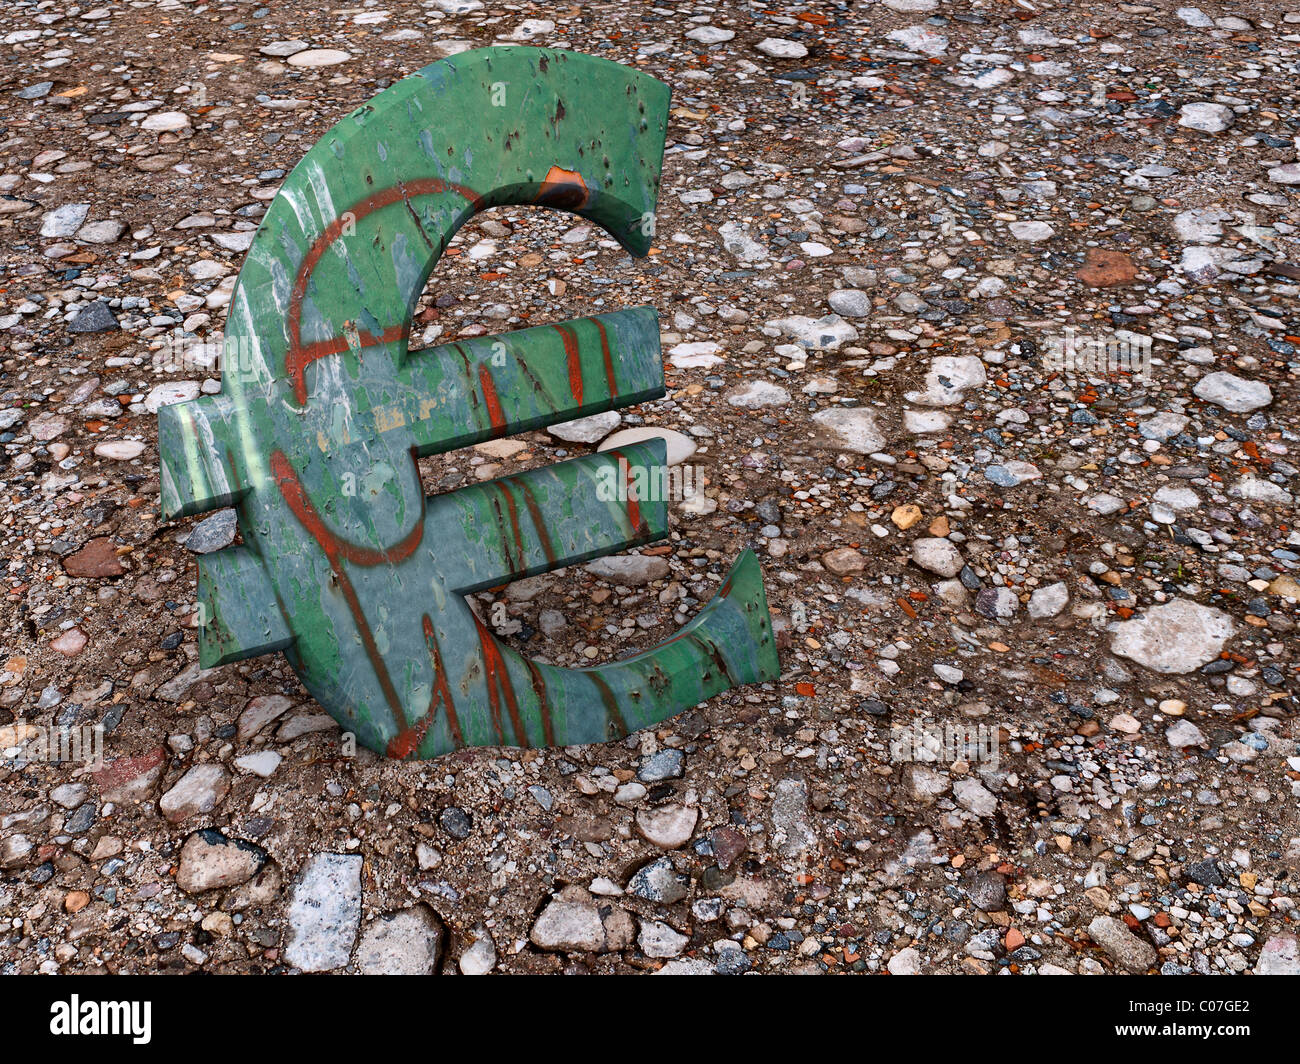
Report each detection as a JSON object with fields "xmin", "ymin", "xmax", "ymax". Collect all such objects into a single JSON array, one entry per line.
[{"xmin": 157, "ymin": 46, "xmax": 779, "ymax": 759}]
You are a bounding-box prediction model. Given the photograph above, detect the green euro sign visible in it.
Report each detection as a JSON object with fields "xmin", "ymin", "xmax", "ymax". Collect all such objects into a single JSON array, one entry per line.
[{"xmin": 158, "ymin": 47, "xmax": 779, "ymax": 759}]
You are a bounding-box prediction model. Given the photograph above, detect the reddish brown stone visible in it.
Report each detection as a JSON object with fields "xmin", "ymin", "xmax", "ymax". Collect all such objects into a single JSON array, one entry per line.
[
  {"xmin": 1076, "ymin": 249, "xmax": 1138, "ymax": 287},
  {"xmin": 63, "ymin": 537, "xmax": 123, "ymax": 578},
  {"xmin": 93, "ymin": 745, "xmax": 167, "ymax": 803}
]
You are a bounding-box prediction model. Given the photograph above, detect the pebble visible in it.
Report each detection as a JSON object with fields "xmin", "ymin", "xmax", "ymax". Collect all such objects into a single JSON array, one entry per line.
[
  {"xmin": 635, "ymin": 804, "xmax": 699, "ymax": 849},
  {"xmin": 811, "ymin": 408, "xmax": 885, "ymax": 453},
  {"xmin": 547, "ymin": 410, "xmax": 620, "ymax": 444},
  {"xmin": 1192, "ymin": 371, "xmax": 1273, "ymax": 412},
  {"xmin": 176, "ymin": 830, "xmax": 266, "ymax": 893},
  {"xmin": 286, "ymin": 853, "xmax": 363, "ymax": 972},
  {"xmin": 599, "ymin": 426, "xmax": 696, "ymax": 466},
  {"xmin": 584, "ymin": 555, "xmax": 669, "ymax": 587},
  {"xmin": 755, "ymin": 38, "xmax": 808, "ymax": 59},
  {"xmin": 1027, "ymin": 582, "xmax": 1069, "ymax": 619},
  {"xmin": 911, "ymin": 537, "xmax": 964, "ymax": 578},
  {"xmin": 770, "ymin": 778, "xmax": 817, "ymax": 858},
  {"xmin": 355, "ymin": 906, "xmax": 444, "ymax": 974},
  {"xmin": 287, "ymin": 49, "xmax": 352, "ymax": 68},
  {"xmin": 92, "ymin": 440, "xmax": 146, "ymax": 461},
  {"xmin": 141, "ymin": 112, "xmax": 189, "ymax": 132},
  {"xmin": 627, "ymin": 857, "xmax": 690, "ymax": 904},
  {"xmin": 1088, "ymin": 916, "xmax": 1156, "ymax": 972},
  {"xmin": 725, "ymin": 381, "xmax": 790, "ymax": 408},
  {"xmin": 68, "ymin": 302, "xmax": 118, "ymax": 333},
  {"xmin": 639, "ymin": 920, "xmax": 688, "ymax": 958},
  {"xmin": 159, "ymin": 764, "xmax": 230, "ymax": 823},
  {"xmin": 1111, "ymin": 598, "xmax": 1237, "ymax": 674},
  {"xmin": 531, "ymin": 889, "xmax": 634, "ymax": 952},
  {"xmin": 1178, "ymin": 102, "xmax": 1235, "ymax": 133},
  {"xmin": 184, "ymin": 509, "xmax": 237, "ymax": 554},
  {"xmin": 459, "ymin": 935, "xmax": 497, "ymax": 974},
  {"xmin": 40, "ymin": 203, "xmax": 89, "ymax": 238}
]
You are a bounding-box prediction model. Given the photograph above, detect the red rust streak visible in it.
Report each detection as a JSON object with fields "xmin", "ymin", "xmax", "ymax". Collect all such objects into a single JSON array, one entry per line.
[
  {"xmin": 271, "ymin": 450, "xmax": 422, "ymax": 734},
  {"xmin": 520, "ymin": 655, "xmax": 556, "ymax": 747},
  {"xmin": 473, "ymin": 615, "xmax": 528, "ymax": 746},
  {"xmin": 504, "ymin": 475, "xmax": 557, "ymax": 567},
  {"xmin": 587, "ymin": 672, "xmax": 630, "ymax": 738},
  {"xmin": 477, "ymin": 363, "xmax": 507, "ymax": 437},
  {"xmin": 271, "ymin": 450, "xmax": 424, "ymax": 567},
  {"xmin": 285, "ymin": 177, "xmax": 481, "ymax": 405},
  {"xmin": 593, "ymin": 317, "xmax": 617, "ymax": 399},
  {"xmin": 606, "ymin": 450, "xmax": 643, "ymax": 534},
  {"xmin": 421, "ymin": 614, "xmax": 465, "ymax": 749},
  {"xmin": 493, "ymin": 482, "xmax": 527, "ymax": 574},
  {"xmin": 554, "ymin": 323, "xmax": 583, "ymax": 406}
]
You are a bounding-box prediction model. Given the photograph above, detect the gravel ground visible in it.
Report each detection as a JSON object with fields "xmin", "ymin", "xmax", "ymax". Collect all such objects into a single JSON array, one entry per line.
[{"xmin": 2, "ymin": 0, "xmax": 1299, "ymax": 976}]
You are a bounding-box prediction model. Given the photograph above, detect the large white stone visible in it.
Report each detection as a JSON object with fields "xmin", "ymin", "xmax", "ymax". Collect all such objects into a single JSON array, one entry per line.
[
  {"xmin": 285, "ymin": 853, "xmax": 363, "ymax": 972},
  {"xmin": 547, "ymin": 410, "xmax": 620, "ymax": 444},
  {"xmin": 1193, "ymin": 371, "xmax": 1272, "ymax": 412},
  {"xmin": 755, "ymin": 38, "xmax": 808, "ymax": 59},
  {"xmin": 287, "ymin": 49, "xmax": 352, "ymax": 67},
  {"xmin": 1178, "ymin": 101, "xmax": 1234, "ymax": 133},
  {"xmin": 599, "ymin": 426, "xmax": 696, "ymax": 466},
  {"xmin": 1111, "ymin": 598, "xmax": 1237, "ymax": 674},
  {"xmin": 905, "ymin": 355, "xmax": 987, "ymax": 406},
  {"xmin": 811, "ymin": 407, "xmax": 885, "ymax": 454}
]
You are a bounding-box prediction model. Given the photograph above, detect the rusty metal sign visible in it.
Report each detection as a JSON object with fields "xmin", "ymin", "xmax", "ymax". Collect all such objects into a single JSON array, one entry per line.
[{"xmin": 158, "ymin": 46, "xmax": 778, "ymax": 758}]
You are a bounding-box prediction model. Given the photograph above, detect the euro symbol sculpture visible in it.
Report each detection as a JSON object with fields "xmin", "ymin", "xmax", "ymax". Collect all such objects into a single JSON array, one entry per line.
[{"xmin": 158, "ymin": 46, "xmax": 779, "ymax": 759}]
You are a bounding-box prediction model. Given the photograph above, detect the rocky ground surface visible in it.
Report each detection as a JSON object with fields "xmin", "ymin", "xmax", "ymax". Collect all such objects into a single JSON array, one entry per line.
[{"xmin": 2, "ymin": 0, "xmax": 1299, "ymax": 976}]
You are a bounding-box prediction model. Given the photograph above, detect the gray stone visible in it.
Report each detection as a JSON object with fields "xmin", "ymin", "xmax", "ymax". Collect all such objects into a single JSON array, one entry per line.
[
  {"xmin": 887, "ymin": 946, "xmax": 923, "ymax": 974},
  {"xmin": 811, "ymin": 407, "xmax": 885, "ymax": 454},
  {"xmin": 458, "ymin": 935, "xmax": 497, "ymax": 974},
  {"xmin": 769, "ymin": 314, "xmax": 859, "ymax": 350},
  {"xmin": 68, "ymin": 302, "xmax": 119, "ymax": 334},
  {"xmin": 547, "ymin": 410, "xmax": 620, "ymax": 443},
  {"xmin": 1088, "ymin": 915, "xmax": 1156, "ymax": 972},
  {"xmin": 639, "ymin": 920, "xmax": 688, "ymax": 958},
  {"xmin": 159, "ymin": 764, "xmax": 230, "ymax": 823},
  {"xmin": 1193, "ymin": 371, "xmax": 1272, "ymax": 413},
  {"xmin": 1166, "ymin": 719, "xmax": 1208, "ymax": 750},
  {"xmin": 905, "ymin": 355, "xmax": 986, "ymax": 406},
  {"xmin": 599, "ymin": 426, "xmax": 696, "ymax": 466},
  {"xmin": 184, "ymin": 509, "xmax": 237, "ymax": 554},
  {"xmin": 638, "ymin": 749, "xmax": 684, "ymax": 781},
  {"xmin": 41, "ymin": 203, "xmax": 89, "ymax": 238},
  {"xmin": 1028, "ymin": 581, "xmax": 1070, "ymax": 619},
  {"xmin": 627, "ymin": 857, "xmax": 690, "ymax": 903},
  {"xmin": 1111, "ymin": 598, "xmax": 1237, "ymax": 674},
  {"xmin": 635, "ymin": 804, "xmax": 698, "ymax": 849},
  {"xmin": 1254, "ymin": 934, "xmax": 1300, "ymax": 975},
  {"xmin": 911, "ymin": 537, "xmax": 964, "ymax": 578},
  {"xmin": 755, "ymin": 37, "xmax": 808, "ymax": 59},
  {"xmin": 827, "ymin": 289, "xmax": 871, "ymax": 317},
  {"xmin": 953, "ymin": 777, "xmax": 997, "ymax": 817},
  {"xmin": 1178, "ymin": 101, "xmax": 1234, "ymax": 133},
  {"xmin": 238, "ymin": 694, "xmax": 294, "ymax": 741},
  {"xmin": 76, "ymin": 220, "xmax": 127, "ymax": 244},
  {"xmin": 530, "ymin": 890, "xmax": 634, "ymax": 952},
  {"xmin": 964, "ymin": 871, "xmax": 1007, "ymax": 912},
  {"xmin": 771, "ymin": 778, "xmax": 817, "ymax": 858},
  {"xmin": 355, "ymin": 905, "xmax": 444, "ymax": 974},
  {"xmin": 583, "ymin": 554, "xmax": 669, "ymax": 586},
  {"xmin": 15, "ymin": 81, "xmax": 53, "ymax": 100},
  {"xmin": 725, "ymin": 380, "xmax": 790, "ymax": 408},
  {"xmin": 285, "ymin": 853, "xmax": 363, "ymax": 972},
  {"xmin": 975, "ymin": 586, "xmax": 1019, "ymax": 619}
]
